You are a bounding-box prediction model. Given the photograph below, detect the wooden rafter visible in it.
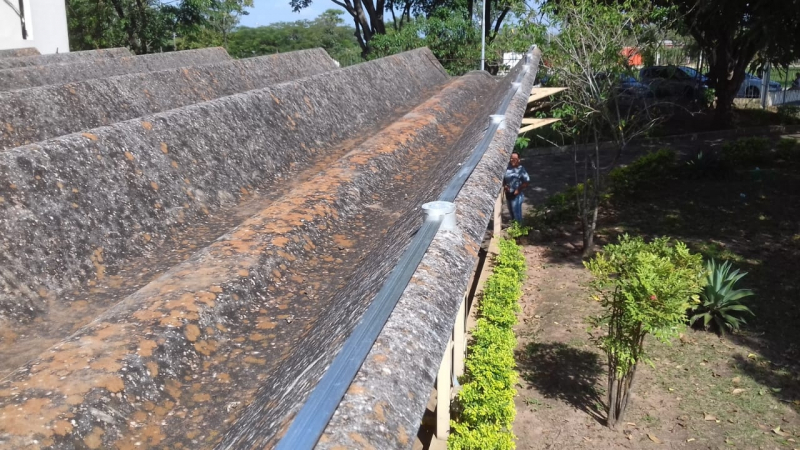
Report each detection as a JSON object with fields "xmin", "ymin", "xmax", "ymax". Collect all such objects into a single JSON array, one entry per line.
[
  {"xmin": 518, "ymin": 118, "xmax": 560, "ymax": 134},
  {"xmin": 528, "ymin": 87, "xmax": 567, "ymax": 103}
]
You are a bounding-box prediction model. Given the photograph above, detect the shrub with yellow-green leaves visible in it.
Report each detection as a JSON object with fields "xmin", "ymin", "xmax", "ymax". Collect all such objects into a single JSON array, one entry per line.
[{"xmin": 449, "ymin": 238, "xmax": 525, "ymax": 450}]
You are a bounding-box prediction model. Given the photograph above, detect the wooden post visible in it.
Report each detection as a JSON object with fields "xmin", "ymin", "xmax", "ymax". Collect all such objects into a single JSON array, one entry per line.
[
  {"xmin": 435, "ymin": 339, "xmax": 453, "ymax": 442},
  {"xmin": 453, "ymin": 298, "xmax": 466, "ymax": 378}
]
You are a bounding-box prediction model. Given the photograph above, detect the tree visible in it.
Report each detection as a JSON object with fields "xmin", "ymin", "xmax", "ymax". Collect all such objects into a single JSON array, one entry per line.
[
  {"xmin": 66, "ymin": 0, "xmax": 252, "ymax": 53},
  {"xmin": 586, "ymin": 235, "xmax": 704, "ymax": 428},
  {"xmin": 661, "ymin": 0, "xmax": 800, "ymax": 126},
  {"xmin": 539, "ymin": 0, "xmax": 665, "ymax": 256},
  {"xmin": 225, "ymin": 12, "xmax": 361, "ymax": 63},
  {"xmin": 289, "ymin": 0, "xmax": 522, "ymax": 57}
]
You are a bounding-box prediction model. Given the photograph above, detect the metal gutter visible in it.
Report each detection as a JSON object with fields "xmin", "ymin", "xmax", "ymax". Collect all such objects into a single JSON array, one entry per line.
[{"xmin": 275, "ymin": 48, "xmax": 534, "ymax": 450}]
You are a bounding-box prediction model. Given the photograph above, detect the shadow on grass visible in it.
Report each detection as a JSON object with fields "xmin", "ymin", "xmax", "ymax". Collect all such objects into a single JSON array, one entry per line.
[
  {"xmin": 517, "ymin": 341, "xmax": 606, "ymax": 424},
  {"xmin": 732, "ymin": 353, "xmax": 800, "ymax": 410}
]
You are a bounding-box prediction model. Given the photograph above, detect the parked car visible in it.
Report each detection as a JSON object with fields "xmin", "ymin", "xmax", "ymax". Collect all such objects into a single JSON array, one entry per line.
[
  {"xmin": 639, "ymin": 65, "xmax": 707, "ymax": 100},
  {"xmin": 737, "ymin": 72, "xmax": 782, "ymax": 98},
  {"xmin": 677, "ymin": 66, "xmax": 709, "ymax": 84}
]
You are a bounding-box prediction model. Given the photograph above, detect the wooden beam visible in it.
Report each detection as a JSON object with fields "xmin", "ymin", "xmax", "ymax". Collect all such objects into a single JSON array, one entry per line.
[
  {"xmin": 528, "ymin": 87, "xmax": 567, "ymax": 103},
  {"xmin": 518, "ymin": 118, "xmax": 560, "ymax": 134}
]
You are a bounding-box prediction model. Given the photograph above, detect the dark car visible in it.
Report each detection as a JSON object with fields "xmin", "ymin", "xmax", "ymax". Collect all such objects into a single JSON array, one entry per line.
[{"xmin": 639, "ymin": 65, "xmax": 707, "ymax": 100}]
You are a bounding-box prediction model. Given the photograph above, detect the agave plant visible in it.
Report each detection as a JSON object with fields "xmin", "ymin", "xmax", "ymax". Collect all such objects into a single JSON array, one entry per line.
[{"xmin": 690, "ymin": 259, "xmax": 755, "ymax": 333}]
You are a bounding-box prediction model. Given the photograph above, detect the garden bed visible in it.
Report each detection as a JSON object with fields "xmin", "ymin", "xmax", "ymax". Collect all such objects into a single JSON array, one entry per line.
[{"xmin": 512, "ymin": 133, "xmax": 800, "ymax": 449}]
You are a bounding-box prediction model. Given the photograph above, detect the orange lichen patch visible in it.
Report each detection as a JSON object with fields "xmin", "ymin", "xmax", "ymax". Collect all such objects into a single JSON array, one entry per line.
[
  {"xmin": 160, "ymin": 142, "xmax": 169, "ymax": 154},
  {"xmin": 372, "ymin": 401, "xmax": 388, "ymax": 422},
  {"xmin": 138, "ymin": 340, "xmax": 158, "ymax": 357},
  {"xmin": 171, "ymin": 160, "xmax": 179, "ymax": 168},
  {"xmin": 243, "ymin": 356, "xmax": 266, "ymax": 365},
  {"xmin": 332, "ymin": 234, "xmax": 354, "ymax": 248},
  {"xmin": 192, "ymin": 392, "xmax": 211, "ymax": 402},
  {"xmin": 83, "ymin": 427, "xmax": 105, "ymax": 449},
  {"xmin": 397, "ymin": 426, "xmax": 409, "ymax": 446},
  {"xmin": 164, "ymin": 379, "xmax": 183, "ymax": 399},
  {"xmin": 4, "ymin": 123, "xmax": 13, "ymax": 133},
  {"xmin": 271, "ymin": 269, "xmax": 282, "ymax": 279},
  {"xmin": 89, "ymin": 356, "xmax": 122, "ymax": 372},
  {"xmin": 212, "ymin": 373, "xmax": 230, "ymax": 385},
  {"xmin": 372, "ymin": 354, "xmax": 388, "ymax": 364},
  {"xmin": 348, "ymin": 433, "xmax": 377, "ymax": 450},
  {"xmin": 0, "ymin": 397, "xmax": 62, "ymax": 437},
  {"xmin": 210, "ymin": 285, "xmax": 223, "ymax": 293},
  {"xmin": 141, "ymin": 121, "xmax": 153, "ymax": 131},
  {"xmin": 132, "ymin": 309, "xmax": 162, "ymax": 321},
  {"xmin": 271, "ymin": 236, "xmax": 290, "ymax": 247},
  {"xmin": 52, "ymin": 420, "xmax": 73, "ymax": 436},
  {"xmin": 184, "ymin": 324, "xmax": 201, "ymax": 342},
  {"xmin": 249, "ymin": 333, "xmax": 266, "ymax": 341},
  {"xmin": 237, "ymin": 269, "xmax": 249, "ymax": 277},
  {"xmin": 97, "ymin": 375, "xmax": 125, "ymax": 393},
  {"xmin": 124, "ymin": 151, "xmax": 135, "ymax": 161},
  {"xmin": 81, "ymin": 132, "xmax": 98, "ymax": 141},
  {"xmin": 90, "ymin": 247, "xmax": 106, "ymax": 280},
  {"xmin": 132, "ymin": 411, "xmax": 149, "ymax": 422},
  {"xmin": 143, "ymin": 233, "xmax": 152, "ymax": 242},
  {"xmin": 270, "ymin": 93, "xmax": 281, "ymax": 104},
  {"xmin": 65, "ymin": 395, "xmax": 84, "ymax": 405},
  {"xmin": 150, "ymin": 181, "xmax": 159, "ymax": 191},
  {"xmin": 146, "ymin": 361, "xmax": 159, "ymax": 377},
  {"xmin": 347, "ymin": 384, "xmax": 367, "ymax": 396},
  {"xmin": 239, "ymin": 187, "xmax": 249, "ymax": 195},
  {"xmin": 194, "ymin": 339, "xmax": 218, "ymax": 356}
]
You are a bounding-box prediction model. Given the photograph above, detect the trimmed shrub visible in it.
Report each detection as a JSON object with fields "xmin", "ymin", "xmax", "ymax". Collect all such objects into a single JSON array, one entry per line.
[
  {"xmin": 608, "ymin": 148, "xmax": 677, "ymax": 197},
  {"xmin": 721, "ymin": 137, "xmax": 771, "ymax": 167},
  {"xmin": 776, "ymin": 137, "xmax": 799, "ymax": 163},
  {"xmin": 449, "ymin": 238, "xmax": 526, "ymax": 449}
]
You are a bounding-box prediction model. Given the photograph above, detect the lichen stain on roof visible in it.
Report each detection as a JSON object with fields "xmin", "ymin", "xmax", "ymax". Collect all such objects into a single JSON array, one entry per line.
[{"xmin": 0, "ymin": 44, "xmax": 540, "ymax": 449}]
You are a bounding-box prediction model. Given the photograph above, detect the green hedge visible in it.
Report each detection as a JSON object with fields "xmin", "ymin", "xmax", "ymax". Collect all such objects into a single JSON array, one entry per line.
[{"xmin": 449, "ymin": 238, "xmax": 526, "ymax": 450}]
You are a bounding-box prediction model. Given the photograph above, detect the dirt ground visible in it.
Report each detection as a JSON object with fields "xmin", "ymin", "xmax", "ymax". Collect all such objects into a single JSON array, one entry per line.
[{"xmin": 511, "ymin": 132, "xmax": 800, "ymax": 449}]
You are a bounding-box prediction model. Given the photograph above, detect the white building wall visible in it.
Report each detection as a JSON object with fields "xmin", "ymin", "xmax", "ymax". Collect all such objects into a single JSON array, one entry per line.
[{"xmin": 0, "ymin": 0, "xmax": 69, "ymax": 54}]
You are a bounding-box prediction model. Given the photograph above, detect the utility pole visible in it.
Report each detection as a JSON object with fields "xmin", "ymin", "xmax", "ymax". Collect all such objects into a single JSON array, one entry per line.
[{"xmin": 480, "ymin": 0, "xmax": 485, "ymax": 71}]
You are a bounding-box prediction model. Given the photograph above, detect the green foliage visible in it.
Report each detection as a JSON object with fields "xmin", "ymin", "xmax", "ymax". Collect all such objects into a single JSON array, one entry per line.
[
  {"xmin": 369, "ymin": 9, "xmax": 481, "ymax": 75},
  {"xmin": 527, "ymin": 183, "xmax": 584, "ymax": 229},
  {"xmin": 608, "ymin": 149, "xmax": 677, "ymax": 197},
  {"xmin": 226, "ymin": 11, "xmax": 361, "ymax": 63},
  {"xmin": 514, "ymin": 136, "xmax": 530, "ymax": 152},
  {"xmin": 776, "ymin": 138, "xmax": 800, "ymax": 163},
  {"xmin": 496, "ymin": 239, "xmax": 526, "ymax": 280},
  {"xmin": 684, "ymin": 150, "xmax": 724, "ymax": 180},
  {"xmin": 586, "ymin": 235, "xmax": 704, "ymax": 426},
  {"xmin": 506, "ymin": 221, "xmax": 530, "ymax": 240},
  {"xmin": 449, "ymin": 238, "xmax": 525, "ymax": 449},
  {"xmin": 721, "ymin": 137, "xmax": 771, "ymax": 167},
  {"xmin": 777, "ymin": 105, "xmax": 800, "ymax": 125},
  {"xmin": 448, "ymin": 422, "xmax": 515, "ymax": 450},
  {"xmin": 690, "ymin": 259, "xmax": 755, "ymax": 333},
  {"xmin": 66, "ymin": 0, "xmax": 253, "ymax": 53}
]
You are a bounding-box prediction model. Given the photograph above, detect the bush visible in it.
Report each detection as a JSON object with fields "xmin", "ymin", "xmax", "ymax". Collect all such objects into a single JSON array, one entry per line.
[
  {"xmin": 608, "ymin": 149, "xmax": 677, "ymax": 197},
  {"xmin": 449, "ymin": 238, "xmax": 525, "ymax": 449},
  {"xmin": 527, "ymin": 183, "xmax": 584, "ymax": 229},
  {"xmin": 684, "ymin": 150, "xmax": 725, "ymax": 179},
  {"xmin": 776, "ymin": 137, "xmax": 799, "ymax": 163},
  {"xmin": 586, "ymin": 235, "xmax": 704, "ymax": 427},
  {"xmin": 506, "ymin": 221, "xmax": 530, "ymax": 240},
  {"xmin": 721, "ymin": 137, "xmax": 771, "ymax": 167},
  {"xmin": 689, "ymin": 259, "xmax": 755, "ymax": 334},
  {"xmin": 777, "ymin": 105, "xmax": 800, "ymax": 125}
]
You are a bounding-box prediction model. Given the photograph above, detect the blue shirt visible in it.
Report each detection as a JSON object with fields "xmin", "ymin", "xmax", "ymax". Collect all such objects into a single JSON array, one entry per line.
[{"xmin": 504, "ymin": 165, "xmax": 530, "ymax": 194}]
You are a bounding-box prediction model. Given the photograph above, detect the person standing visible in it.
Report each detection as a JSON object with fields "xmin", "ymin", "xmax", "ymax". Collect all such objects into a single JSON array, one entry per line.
[
  {"xmin": 503, "ymin": 152, "xmax": 530, "ymax": 223},
  {"xmin": 791, "ymin": 73, "xmax": 800, "ymax": 90}
]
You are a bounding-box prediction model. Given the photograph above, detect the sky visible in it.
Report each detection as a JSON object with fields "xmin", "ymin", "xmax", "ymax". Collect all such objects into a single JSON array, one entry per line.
[{"xmin": 239, "ymin": 0, "xmax": 344, "ymax": 27}]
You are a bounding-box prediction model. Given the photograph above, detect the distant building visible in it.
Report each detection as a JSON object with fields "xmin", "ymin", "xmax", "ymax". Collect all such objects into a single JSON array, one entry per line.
[{"xmin": 0, "ymin": 0, "xmax": 70, "ymax": 54}]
